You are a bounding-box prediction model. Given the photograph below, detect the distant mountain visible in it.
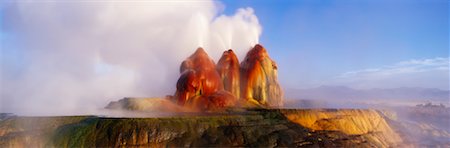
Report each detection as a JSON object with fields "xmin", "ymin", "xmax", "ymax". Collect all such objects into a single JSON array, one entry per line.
[{"xmin": 285, "ymin": 86, "xmax": 449, "ymax": 104}]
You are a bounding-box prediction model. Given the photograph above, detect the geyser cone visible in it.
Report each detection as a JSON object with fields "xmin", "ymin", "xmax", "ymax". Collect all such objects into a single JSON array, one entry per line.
[
  {"xmin": 180, "ymin": 48, "xmax": 216, "ymax": 73},
  {"xmin": 176, "ymin": 47, "xmax": 240, "ymax": 111},
  {"xmin": 216, "ymin": 49, "xmax": 240, "ymax": 98},
  {"xmin": 174, "ymin": 45, "xmax": 282, "ymax": 110},
  {"xmin": 240, "ymin": 44, "xmax": 284, "ymax": 107},
  {"xmin": 176, "ymin": 47, "xmax": 223, "ymax": 106}
]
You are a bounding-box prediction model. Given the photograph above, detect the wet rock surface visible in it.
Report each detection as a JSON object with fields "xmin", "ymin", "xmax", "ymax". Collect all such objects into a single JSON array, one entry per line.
[
  {"xmin": 0, "ymin": 109, "xmax": 412, "ymax": 147},
  {"xmin": 240, "ymin": 44, "xmax": 283, "ymax": 107},
  {"xmin": 175, "ymin": 48, "xmax": 225, "ymax": 108},
  {"xmin": 174, "ymin": 44, "xmax": 284, "ymax": 111},
  {"xmin": 216, "ymin": 49, "xmax": 240, "ymax": 98}
]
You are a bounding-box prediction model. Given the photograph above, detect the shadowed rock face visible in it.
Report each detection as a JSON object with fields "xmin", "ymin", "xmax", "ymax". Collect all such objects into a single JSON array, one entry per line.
[
  {"xmin": 205, "ymin": 90, "xmax": 238, "ymax": 111},
  {"xmin": 240, "ymin": 44, "xmax": 283, "ymax": 107},
  {"xmin": 216, "ymin": 49, "xmax": 240, "ymax": 98},
  {"xmin": 184, "ymin": 90, "xmax": 238, "ymax": 111},
  {"xmin": 175, "ymin": 70, "xmax": 198, "ymax": 105}
]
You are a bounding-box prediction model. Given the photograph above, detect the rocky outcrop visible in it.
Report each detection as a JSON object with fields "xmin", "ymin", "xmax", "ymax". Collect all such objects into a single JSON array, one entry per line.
[
  {"xmin": 105, "ymin": 97, "xmax": 185, "ymax": 112},
  {"xmin": 175, "ymin": 48, "xmax": 239, "ymax": 111},
  {"xmin": 175, "ymin": 48, "xmax": 224, "ymax": 106},
  {"xmin": 240, "ymin": 44, "xmax": 283, "ymax": 107},
  {"xmin": 0, "ymin": 109, "xmax": 411, "ymax": 147},
  {"xmin": 281, "ymin": 109, "xmax": 404, "ymax": 147},
  {"xmin": 216, "ymin": 49, "xmax": 240, "ymax": 98},
  {"xmin": 174, "ymin": 44, "xmax": 283, "ymax": 110}
]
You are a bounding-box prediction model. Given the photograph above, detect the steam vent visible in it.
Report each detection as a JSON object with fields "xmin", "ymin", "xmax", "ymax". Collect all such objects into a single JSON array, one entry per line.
[{"xmin": 174, "ymin": 44, "xmax": 284, "ymax": 111}]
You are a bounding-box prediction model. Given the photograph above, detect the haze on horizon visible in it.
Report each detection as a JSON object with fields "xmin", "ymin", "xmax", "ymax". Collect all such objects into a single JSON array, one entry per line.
[{"xmin": 1, "ymin": 0, "xmax": 449, "ymax": 115}]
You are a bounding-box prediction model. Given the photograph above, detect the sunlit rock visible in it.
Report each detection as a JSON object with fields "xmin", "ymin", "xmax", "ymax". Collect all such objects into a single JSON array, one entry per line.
[
  {"xmin": 0, "ymin": 109, "xmax": 413, "ymax": 147},
  {"xmin": 174, "ymin": 45, "xmax": 283, "ymax": 110},
  {"xmin": 179, "ymin": 48, "xmax": 217, "ymax": 73},
  {"xmin": 240, "ymin": 44, "xmax": 283, "ymax": 107},
  {"xmin": 174, "ymin": 47, "xmax": 241, "ymax": 111},
  {"xmin": 105, "ymin": 97, "xmax": 185, "ymax": 112},
  {"xmin": 280, "ymin": 109, "xmax": 405, "ymax": 147},
  {"xmin": 216, "ymin": 49, "xmax": 240, "ymax": 98}
]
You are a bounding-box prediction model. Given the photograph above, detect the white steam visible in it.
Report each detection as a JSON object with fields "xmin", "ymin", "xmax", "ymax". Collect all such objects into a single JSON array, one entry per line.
[{"xmin": 0, "ymin": 1, "xmax": 262, "ymax": 115}]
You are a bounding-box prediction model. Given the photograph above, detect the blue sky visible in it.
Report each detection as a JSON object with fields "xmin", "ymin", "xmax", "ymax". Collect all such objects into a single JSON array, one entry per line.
[{"xmin": 221, "ymin": 0, "xmax": 449, "ymax": 89}]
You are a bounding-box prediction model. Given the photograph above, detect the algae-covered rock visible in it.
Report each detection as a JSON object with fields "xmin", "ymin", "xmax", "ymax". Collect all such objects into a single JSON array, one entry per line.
[{"xmin": 0, "ymin": 109, "xmax": 410, "ymax": 147}]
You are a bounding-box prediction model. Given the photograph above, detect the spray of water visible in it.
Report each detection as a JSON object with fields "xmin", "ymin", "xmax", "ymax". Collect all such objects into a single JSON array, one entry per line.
[{"xmin": 1, "ymin": 1, "xmax": 262, "ymax": 116}]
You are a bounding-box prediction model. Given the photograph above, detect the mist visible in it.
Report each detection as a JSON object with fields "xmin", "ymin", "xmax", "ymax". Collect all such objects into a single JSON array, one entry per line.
[{"xmin": 1, "ymin": 1, "xmax": 262, "ymax": 115}]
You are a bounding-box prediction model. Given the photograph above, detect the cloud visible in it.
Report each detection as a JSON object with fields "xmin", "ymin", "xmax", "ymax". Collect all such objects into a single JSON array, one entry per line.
[
  {"xmin": 1, "ymin": 1, "xmax": 262, "ymax": 115},
  {"xmin": 333, "ymin": 57, "xmax": 449, "ymax": 89}
]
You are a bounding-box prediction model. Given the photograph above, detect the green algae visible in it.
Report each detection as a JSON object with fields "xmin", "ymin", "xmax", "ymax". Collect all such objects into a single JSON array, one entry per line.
[{"xmin": 0, "ymin": 109, "xmax": 403, "ymax": 147}]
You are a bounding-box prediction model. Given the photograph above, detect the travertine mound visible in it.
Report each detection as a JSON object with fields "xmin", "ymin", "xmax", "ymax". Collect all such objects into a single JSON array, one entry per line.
[
  {"xmin": 216, "ymin": 49, "xmax": 240, "ymax": 98},
  {"xmin": 0, "ymin": 109, "xmax": 411, "ymax": 147},
  {"xmin": 281, "ymin": 109, "xmax": 403, "ymax": 147},
  {"xmin": 105, "ymin": 97, "xmax": 185, "ymax": 112},
  {"xmin": 174, "ymin": 44, "xmax": 283, "ymax": 111},
  {"xmin": 175, "ymin": 48, "xmax": 238, "ymax": 111},
  {"xmin": 240, "ymin": 44, "xmax": 283, "ymax": 107}
]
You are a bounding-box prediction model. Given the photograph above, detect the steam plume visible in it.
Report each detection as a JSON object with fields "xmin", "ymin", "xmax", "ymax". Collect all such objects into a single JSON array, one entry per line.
[{"xmin": 1, "ymin": 1, "xmax": 262, "ymax": 115}]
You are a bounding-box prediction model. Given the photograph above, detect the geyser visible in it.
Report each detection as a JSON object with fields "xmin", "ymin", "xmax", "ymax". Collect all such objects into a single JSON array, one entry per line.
[
  {"xmin": 172, "ymin": 44, "xmax": 284, "ymax": 111},
  {"xmin": 240, "ymin": 44, "xmax": 284, "ymax": 107},
  {"xmin": 216, "ymin": 49, "xmax": 241, "ymax": 98}
]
